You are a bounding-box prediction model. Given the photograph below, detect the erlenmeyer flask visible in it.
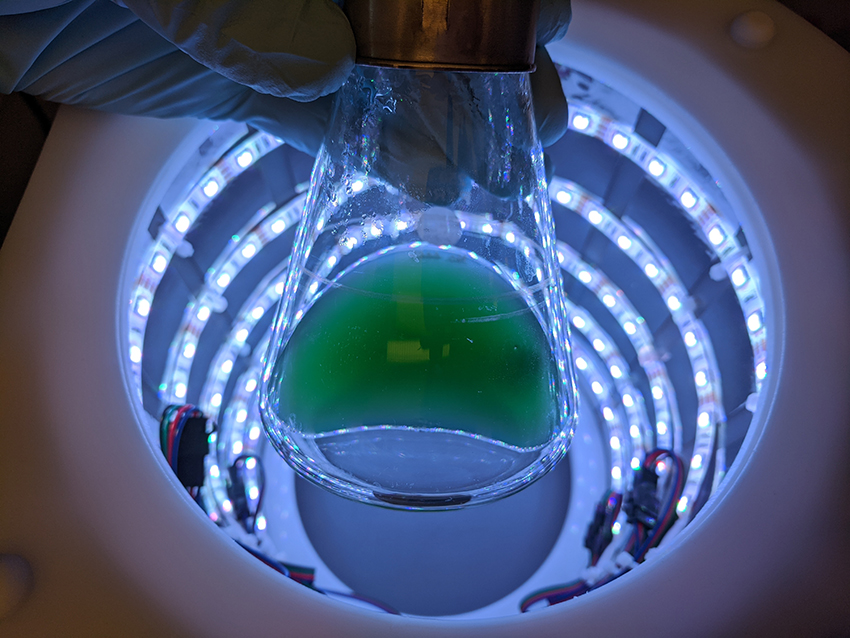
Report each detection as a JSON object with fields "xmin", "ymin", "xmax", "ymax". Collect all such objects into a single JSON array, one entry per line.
[{"xmin": 260, "ymin": 17, "xmax": 576, "ymax": 511}]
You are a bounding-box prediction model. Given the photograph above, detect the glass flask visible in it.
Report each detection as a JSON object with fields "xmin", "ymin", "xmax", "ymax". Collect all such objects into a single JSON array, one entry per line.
[{"xmin": 260, "ymin": 64, "xmax": 577, "ymax": 509}]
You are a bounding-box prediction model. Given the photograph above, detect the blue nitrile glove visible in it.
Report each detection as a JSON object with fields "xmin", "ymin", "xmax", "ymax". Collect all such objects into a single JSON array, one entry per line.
[{"xmin": 1, "ymin": 0, "xmax": 570, "ymax": 155}]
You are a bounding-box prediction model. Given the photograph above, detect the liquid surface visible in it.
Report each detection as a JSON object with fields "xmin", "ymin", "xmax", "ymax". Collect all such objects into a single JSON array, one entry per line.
[{"xmin": 272, "ymin": 247, "xmax": 557, "ymax": 449}]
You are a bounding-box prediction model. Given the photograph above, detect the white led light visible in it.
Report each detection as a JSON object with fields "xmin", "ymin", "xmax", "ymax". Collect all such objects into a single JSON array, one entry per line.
[
  {"xmin": 251, "ymin": 306, "xmax": 264, "ymax": 320},
  {"xmin": 241, "ymin": 244, "xmax": 257, "ymax": 259},
  {"xmin": 316, "ymin": 218, "xmax": 325, "ymax": 231},
  {"xmin": 343, "ymin": 236, "xmax": 359, "ymax": 250},
  {"xmin": 612, "ymin": 522, "xmax": 621, "ymax": 535},
  {"xmin": 216, "ymin": 272, "xmax": 231, "ymax": 289},
  {"xmin": 578, "ymin": 271, "xmax": 592, "ymax": 284},
  {"xmin": 610, "ymin": 365, "xmax": 622, "ymax": 379},
  {"xmin": 202, "ymin": 179, "xmax": 220, "ymax": 198},
  {"xmin": 136, "ymin": 298, "xmax": 151, "ymax": 317},
  {"xmin": 221, "ymin": 359, "xmax": 233, "ymax": 373},
  {"xmin": 731, "ymin": 267, "xmax": 748, "ymax": 287},
  {"xmin": 623, "ymin": 321, "xmax": 636, "ymax": 335},
  {"xmin": 587, "ymin": 209, "xmax": 603, "ymax": 225},
  {"xmin": 708, "ymin": 226, "xmax": 725, "ymax": 246},
  {"xmin": 249, "ymin": 426, "xmax": 261, "ymax": 441},
  {"xmin": 369, "ymin": 223, "xmax": 382, "ymax": 237},
  {"xmin": 684, "ymin": 331, "xmax": 697, "ymax": 347},
  {"xmin": 129, "ymin": 345, "xmax": 142, "ymax": 364},
  {"xmin": 175, "ymin": 383, "xmax": 187, "ymax": 399},
  {"xmin": 256, "ymin": 515, "xmax": 267, "ymax": 531},
  {"xmin": 395, "ymin": 220, "xmax": 409, "ymax": 231},
  {"xmin": 235, "ymin": 328, "xmax": 249, "ymax": 342},
  {"xmin": 648, "ymin": 159, "xmax": 666, "ymax": 177},
  {"xmin": 481, "ymin": 223, "xmax": 493, "ymax": 234},
  {"xmin": 236, "ymin": 409, "xmax": 248, "ymax": 423},
  {"xmin": 677, "ymin": 496, "xmax": 689, "ymax": 514},
  {"xmin": 232, "ymin": 441, "xmax": 243, "ymax": 455},
  {"xmin": 572, "ymin": 316, "xmax": 586, "ymax": 330},
  {"xmin": 698, "ymin": 411, "xmax": 711, "ymax": 427},
  {"xmin": 631, "ymin": 457, "xmax": 641, "ymax": 470},
  {"xmin": 630, "ymin": 425, "xmax": 640, "ymax": 438},
  {"xmin": 657, "ymin": 421, "xmax": 668, "ymax": 435},
  {"xmin": 182, "ymin": 343, "xmax": 196, "ymax": 359},
  {"xmin": 555, "ymin": 190, "xmax": 572, "ymax": 205},
  {"xmin": 275, "ymin": 282, "xmax": 285, "ymax": 295},
  {"xmin": 211, "ymin": 393, "xmax": 222, "ymax": 407},
  {"xmin": 593, "ymin": 338, "xmax": 605, "ymax": 352},
  {"xmin": 499, "ymin": 231, "xmax": 515, "ymax": 245},
  {"xmin": 644, "ymin": 263, "xmax": 659, "ymax": 278},
  {"xmin": 603, "ymin": 408, "xmax": 614, "ymax": 421},
  {"xmin": 557, "ymin": 251, "xmax": 565, "ymax": 264},
  {"xmin": 652, "ymin": 386, "xmax": 664, "ymax": 400},
  {"xmin": 575, "ymin": 357, "xmax": 588, "ymax": 370},
  {"xmin": 222, "ymin": 499, "xmax": 233, "ymax": 513},
  {"xmin": 591, "ymin": 381, "xmax": 604, "ymax": 395},
  {"xmin": 610, "ymin": 435, "xmax": 621, "ymax": 449},
  {"xmin": 196, "ymin": 306, "xmax": 211, "ymax": 322},
  {"xmin": 617, "ymin": 235, "xmax": 632, "ymax": 250},
  {"xmin": 667, "ymin": 295, "xmax": 682, "ymax": 311},
  {"xmin": 246, "ymin": 457, "xmax": 257, "ymax": 470},
  {"xmin": 691, "ymin": 454, "xmax": 703, "ymax": 470},
  {"xmin": 572, "ymin": 114, "xmax": 590, "ymax": 130},
  {"xmin": 680, "ymin": 189, "xmax": 697, "ymax": 209},
  {"xmin": 271, "ymin": 219, "xmax": 287, "ymax": 235},
  {"xmin": 351, "ymin": 179, "xmax": 364, "ymax": 193},
  {"xmin": 236, "ymin": 150, "xmax": 254, "ymax": 168},
  {"xmin": 603, "ymin": 294, "xmax": 616, "ymax": 308},
  {"xmin": 245, "ymin": 378, "xmax": 257, "ymax": 392},
  {"xmin": 210, "ymin": 464, "xmax": 220, "ymax": 478},
  {"xmin": 695, "ymin": 371, "xmax": 708, "ymax": 387},
  {"xmin": 249, "ymin": 486, "xmax": 260, "ymax": 500},
  {"xmin": 174, "ymin": 214, "xmax": 191, "ymax": 233},
  {"xmin": 611, "ymin": 466, "xmax": 622, "ymax": 480},
  {"xmin": 756, "ymin": 361, "xmax": 767, "ymax": 379},
  {"xmin": 611, "ymin": 133, "xmax": 629, "ymax": 150},
  {"xmin": 748, "ymin": 312, "xmax": 763, "ymax": 332},
  {"xmin": 623, "ymin": 394, "xmax": 634, "ymax": 408},
  {"xmin": 152, "ymin": 253, "xmax": 168, "ymax": 274}
]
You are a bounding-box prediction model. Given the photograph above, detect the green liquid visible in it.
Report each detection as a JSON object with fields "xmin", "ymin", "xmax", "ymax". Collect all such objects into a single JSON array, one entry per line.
[{"xmin": 273, "ymin": 247, "xmax": 557, "ymax": 449}]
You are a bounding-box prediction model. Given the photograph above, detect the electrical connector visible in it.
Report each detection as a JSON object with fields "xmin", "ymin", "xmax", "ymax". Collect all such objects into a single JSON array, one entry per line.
[
  {"xmin": 175, "ymin": 416, "xmax": 209, "ymax": 488},
  {"xmin": 624, "ymin": 466, "xmax": 659, "ymax": 528}
]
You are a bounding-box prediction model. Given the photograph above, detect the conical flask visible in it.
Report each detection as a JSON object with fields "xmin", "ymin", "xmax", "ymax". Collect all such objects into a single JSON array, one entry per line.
[{"xmin": 260, "ymin": 10, "xmax": 576, "ymax": 510}]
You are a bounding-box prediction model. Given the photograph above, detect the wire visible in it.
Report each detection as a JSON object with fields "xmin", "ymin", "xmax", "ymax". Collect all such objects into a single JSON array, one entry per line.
[{"xmin": 520, "ymin": 448, "xmax": 686, "ymax": 613}]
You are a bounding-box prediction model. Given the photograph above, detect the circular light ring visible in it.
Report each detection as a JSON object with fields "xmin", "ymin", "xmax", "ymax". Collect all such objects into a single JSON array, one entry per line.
[
  {"xmin": 128, "ymin": 130, "xmax": 285, "ymax": 398},
  {"xmin": 160, "ymin": 200, "xmax": 302, "ymax": 404},
  {"xmin": 562, "ymin": 102, "xmax": 767, "ymax": 390},
  {"xmin": 556, "ymin": 241, "xmax": 683, "ymax": 454},
  {"xmin": 553, "ymin": 182, "xmax": 726, "ymax": 508}
]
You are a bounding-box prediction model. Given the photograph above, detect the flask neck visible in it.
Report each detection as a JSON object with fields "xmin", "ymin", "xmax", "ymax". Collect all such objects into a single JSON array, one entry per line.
[{"xmin": 324, "ymin": 65, "xmax": 540, "ymax": 206}]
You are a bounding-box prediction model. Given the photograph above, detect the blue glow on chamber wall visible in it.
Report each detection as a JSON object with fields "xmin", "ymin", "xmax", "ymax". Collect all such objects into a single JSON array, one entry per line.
[{"xmin": 127, "ymin": 98, "xmax": 768, "ymax": 533}]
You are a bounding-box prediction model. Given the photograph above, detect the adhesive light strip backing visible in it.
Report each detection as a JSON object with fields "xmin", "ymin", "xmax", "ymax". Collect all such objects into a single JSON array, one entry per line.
[{"xmin": 126, "ymin": 87, "xmax": 765, "ymax": 608}]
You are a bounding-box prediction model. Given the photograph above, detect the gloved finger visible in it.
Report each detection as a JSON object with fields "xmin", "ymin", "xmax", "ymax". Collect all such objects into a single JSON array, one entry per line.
[
  {"xmin": 2, "ymin": 1, "xmax": 334, "ymax": 154},
  {"xmin": 120, "ymin": 0, "xmax": 356, "ymax": 102},
  {"xmin": 537, "ymin": 0, "xmax": 572, "ymax": 45},
  {"xmin": 530, "ymin": 46, "xmax": 568, "ymax": 147}
]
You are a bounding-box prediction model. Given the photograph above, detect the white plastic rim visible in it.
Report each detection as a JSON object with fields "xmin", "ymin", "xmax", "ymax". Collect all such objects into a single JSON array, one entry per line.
[{"xmin": 0, "ymin": 0, "xmax": 849, "ymax": 635}]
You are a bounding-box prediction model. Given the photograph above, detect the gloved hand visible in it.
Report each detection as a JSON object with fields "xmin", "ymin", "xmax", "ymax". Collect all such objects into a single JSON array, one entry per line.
[{"xmin": 0, "ymin": 0, "xmax": 570, "ymax": 155}]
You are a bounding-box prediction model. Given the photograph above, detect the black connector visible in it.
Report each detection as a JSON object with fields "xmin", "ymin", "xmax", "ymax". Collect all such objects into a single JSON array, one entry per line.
[
  {"xmin": 584, "ymin": 500, "xmax": 613, "ymax": 555},
  {"xmin": 227, "ymin": 465, "xmax": 252, "ymax": 525},
  {"xmin": 175, "ymin": 416, "xmax": 209, "ymax": 488},
  {"xmin": 624, "ymin": 467, "xmax": 660, "ymax": 528}
]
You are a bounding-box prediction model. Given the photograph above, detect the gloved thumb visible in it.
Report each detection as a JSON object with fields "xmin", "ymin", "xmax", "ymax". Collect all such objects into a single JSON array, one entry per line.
[{"xmin": 119, "ymin": 0, "xmax": 356, "ymax": 102}]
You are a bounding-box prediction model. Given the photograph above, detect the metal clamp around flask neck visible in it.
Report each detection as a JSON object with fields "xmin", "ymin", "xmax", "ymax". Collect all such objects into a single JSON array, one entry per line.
[{"xmin": 343, "ymin": 0, "xmax": 540, "ymax": 72}]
